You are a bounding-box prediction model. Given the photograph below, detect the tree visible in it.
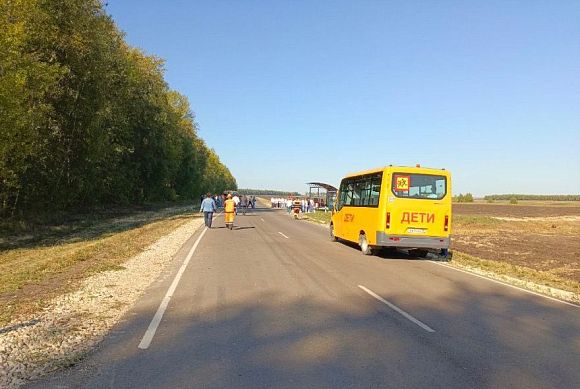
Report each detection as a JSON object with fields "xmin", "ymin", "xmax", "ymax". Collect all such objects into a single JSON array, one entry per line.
[{"xmin": 0, "ymin": 0, "xmax": 237, "ymax": 216}]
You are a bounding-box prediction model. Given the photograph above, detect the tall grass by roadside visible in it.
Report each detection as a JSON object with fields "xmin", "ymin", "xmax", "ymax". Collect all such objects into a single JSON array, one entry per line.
[
  {"xmin": 0, "ymin": 206, "xmax": 200, "ymax": 326},
  {"xmin": 450, "ymin": 251, "xmax": 579, "ymax": 300},
  {"xmin": 305, "ymin": 211, "xmax": 332, "ymax": 224}
]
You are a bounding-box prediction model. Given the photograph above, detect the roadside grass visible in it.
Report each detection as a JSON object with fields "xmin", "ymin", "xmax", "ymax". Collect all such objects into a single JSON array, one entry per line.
[
  {"xmin": 453, "ymin": 215, "xmax": 505, "ymax": 226},
  {"xmin": 305, "ymin": 210, "xmax": 332, "ymax": 224},
  {"xmin": 450, "ymin": 251, "xmax": 580, "ymax": 300},
  {"xmin": 0, "ymin": 202, "xmax": 196, "ymax": 251},
  {"xmin": 0, "ymin": 206, "xmax": 200, "ymax": 327}
]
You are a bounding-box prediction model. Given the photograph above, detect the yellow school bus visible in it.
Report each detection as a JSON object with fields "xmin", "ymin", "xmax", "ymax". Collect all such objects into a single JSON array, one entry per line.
[{"xmin": 330, "ymin": 165, "xmax": 451, "ymax": 257}]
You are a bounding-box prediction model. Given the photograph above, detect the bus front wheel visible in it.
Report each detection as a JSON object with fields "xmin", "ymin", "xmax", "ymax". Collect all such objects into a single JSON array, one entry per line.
[
  {"xmin": 359, "ymin": 234, "xmax": 373, "ymax": 255},
  {"xmin": 329, "ymin": 224, "xmax": 338, "ymax": 242}
]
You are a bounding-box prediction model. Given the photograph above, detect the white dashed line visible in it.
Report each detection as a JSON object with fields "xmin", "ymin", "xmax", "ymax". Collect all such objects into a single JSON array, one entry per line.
[
  {"xmin": 358, "ymin": 285, "xmax": 435, "ymax": 333},
  {"xmin": 138, "ymin": 227, "xmax": 208, "ymax": 349},
  {"xmin": 278, "ymin": 232, "xmax": 289, "ymax": 239}
]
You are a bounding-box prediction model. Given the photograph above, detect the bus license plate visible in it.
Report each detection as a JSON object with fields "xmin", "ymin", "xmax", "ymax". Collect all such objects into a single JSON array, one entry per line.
[{"xmin": 407, "ymin": 228, "xmax": 426, "ymax": 234}]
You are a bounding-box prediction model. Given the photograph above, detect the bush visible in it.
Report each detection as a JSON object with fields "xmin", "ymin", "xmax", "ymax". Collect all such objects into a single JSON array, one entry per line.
[
  {"xmin": 454, "ymin": 193, "xmax": 474, "ymax": 203},
  {"xmin": 509, "ymin": 197, "xmax": 518, "ymax": 205}
]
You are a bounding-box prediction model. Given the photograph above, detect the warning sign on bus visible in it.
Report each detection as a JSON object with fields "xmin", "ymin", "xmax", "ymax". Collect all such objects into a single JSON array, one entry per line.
[{"xmin": 395, "ymin": 175, "xmax": 410, "ymax": 191}]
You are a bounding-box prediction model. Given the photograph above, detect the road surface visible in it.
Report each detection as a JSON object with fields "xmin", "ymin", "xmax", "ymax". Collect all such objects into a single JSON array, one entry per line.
[{"xmin": 30, "ymin": 206, "xmax": 580, "ymax": 388}]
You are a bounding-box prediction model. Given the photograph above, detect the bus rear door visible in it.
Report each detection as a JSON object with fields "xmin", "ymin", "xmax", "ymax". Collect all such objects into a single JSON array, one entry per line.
[{"xmin": 387, "ymin": 172, "xmax": 450, "ymax": 239}]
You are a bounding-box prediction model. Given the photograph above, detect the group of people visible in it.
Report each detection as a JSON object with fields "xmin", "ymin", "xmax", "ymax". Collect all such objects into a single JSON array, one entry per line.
[
  {"xmin": 270, "ymin": 197, "xmax": 319, "ymax": 213},
  {"xmin": 199, "ymin": 193, "xmax": 257, "ymax": 229}
]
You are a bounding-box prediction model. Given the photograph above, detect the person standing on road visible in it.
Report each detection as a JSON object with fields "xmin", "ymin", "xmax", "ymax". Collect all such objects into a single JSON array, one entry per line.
[
  {"xmin": 240, "ymin": 195, "xmax": 248, "ymax": 215},
  {"xmin": 233, "ymin": 193, "xmax": 240, "ymax": 215},
  {"xmin": 200, "ymin": 193, "xmax": 217, "ymax": 228},
  {"xmin": 224, "ymin": 194, "xmax": 235, "ymax": 230}
]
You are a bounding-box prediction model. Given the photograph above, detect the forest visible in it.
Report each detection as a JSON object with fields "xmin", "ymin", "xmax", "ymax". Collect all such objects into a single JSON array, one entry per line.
[
  {"xmin": 0, "ymin": 0, "xmax": 237, "ymax": 218},
  {"xmin": 237, "ymin": 189, "xmax": 301, "ymax": 196}
]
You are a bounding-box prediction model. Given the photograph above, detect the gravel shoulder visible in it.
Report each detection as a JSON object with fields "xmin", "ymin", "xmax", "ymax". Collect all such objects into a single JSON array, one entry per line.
[{"xmin": 0, "ymin": 217, "xmax": 204, "ymax": 388}]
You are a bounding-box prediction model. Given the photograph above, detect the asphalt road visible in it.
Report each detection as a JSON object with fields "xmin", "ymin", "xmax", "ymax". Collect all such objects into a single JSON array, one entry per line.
[{"xmin": 31, "ymin": 206, "xmax": 580, "ymax": 388}]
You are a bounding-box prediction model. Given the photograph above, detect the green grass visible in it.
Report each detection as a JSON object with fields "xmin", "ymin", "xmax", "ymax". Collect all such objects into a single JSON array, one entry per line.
[
  {"xmin": 453, "ymin": 215, "xmax": 505, "ymax": 226},
  {"xmin": 0, "ymin": 201, "xmax": 198, "ymax": 251},
  {"xmin": 451, "ymin": 251, "xmax": 579, "ymax": 297},
  {"xmin": 305, "ymin": 210, "xmax": 332, "ymax": 224},
  {"xmin": 0, "ymin": 206, "xmax": 200, "ymax": 326}
]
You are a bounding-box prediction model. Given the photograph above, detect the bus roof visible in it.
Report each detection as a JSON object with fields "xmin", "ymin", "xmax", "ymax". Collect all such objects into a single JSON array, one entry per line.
[{"xmin": 343, "ymin": 165, "xmax": 449, "ymax": 178}]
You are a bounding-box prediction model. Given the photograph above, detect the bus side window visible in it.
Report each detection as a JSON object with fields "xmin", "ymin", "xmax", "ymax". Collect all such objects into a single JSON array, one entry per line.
[
  {"xmin": 345, "ymin": 181, "xmax": 354, "ymax": 206},
  {"xmin": 361, "ymin": 179, "xmax": 371, "ymax": 206},
  {"xmin": 353, "ymin": 179, "xmax": 367, "ymax": 206},
  {"xmin": 436, "ymin": 179, "xmax": 445, "ymax": 197},
  {"xmin": 370, "ymin": 175, "xmax": 381, "ymax": 206},
  {"xmin": 338, "ymin": 179, "xmax": 353, "ymax": 210}
]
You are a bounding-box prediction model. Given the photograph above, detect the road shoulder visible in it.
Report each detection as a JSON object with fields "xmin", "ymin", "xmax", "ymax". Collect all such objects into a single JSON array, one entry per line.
[{"xmin": 0, "ymin": 217, "xmax": 205, "ymax": 388}]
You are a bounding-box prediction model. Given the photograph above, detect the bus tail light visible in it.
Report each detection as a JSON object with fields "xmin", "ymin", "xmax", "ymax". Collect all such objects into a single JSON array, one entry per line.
[
  {"xmin": 444, "ymin": 215, "xmax": 449, "ymax": 231},
  {"xmin": 386, "ymin": 212, "xmax": 391, "ymax": 229}
]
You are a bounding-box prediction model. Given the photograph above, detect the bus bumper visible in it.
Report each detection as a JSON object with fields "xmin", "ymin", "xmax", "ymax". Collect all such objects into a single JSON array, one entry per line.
[{"xmin": 376, "ymin": 232, "xmax": 450, "ymax": 250}]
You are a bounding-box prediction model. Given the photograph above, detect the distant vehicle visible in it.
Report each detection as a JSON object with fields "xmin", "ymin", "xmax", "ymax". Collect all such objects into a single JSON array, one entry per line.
[{"xmin": 330, "ymin": 165, "xmax": 452, "ymax": 257}]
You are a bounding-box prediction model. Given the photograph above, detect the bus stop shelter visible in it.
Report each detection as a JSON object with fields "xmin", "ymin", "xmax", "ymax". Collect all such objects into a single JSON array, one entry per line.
[{"xmin": 306, "ymin": 182, "xmax": 338, "ymax": 210}]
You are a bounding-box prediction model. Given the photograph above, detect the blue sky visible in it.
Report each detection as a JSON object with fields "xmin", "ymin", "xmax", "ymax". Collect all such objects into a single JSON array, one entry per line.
[{"xmin": 107, "ymin": 0, "xmax": 579, "ymax": 195}]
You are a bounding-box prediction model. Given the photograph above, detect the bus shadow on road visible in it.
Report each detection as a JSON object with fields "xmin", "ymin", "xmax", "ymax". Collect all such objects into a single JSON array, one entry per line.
[
  {"xmin": 374, "ymin": 248, "xmax": 438, "ymax": 261},
  {"xmin": 337, "ymin": 240, "xmax": 429, "ymax": 261}
]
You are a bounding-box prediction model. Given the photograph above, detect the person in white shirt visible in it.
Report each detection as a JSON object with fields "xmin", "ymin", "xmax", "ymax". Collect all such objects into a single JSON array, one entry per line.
[{"xmin": 233, "ymin": 194, "xmax": 240, "ymax": 215}]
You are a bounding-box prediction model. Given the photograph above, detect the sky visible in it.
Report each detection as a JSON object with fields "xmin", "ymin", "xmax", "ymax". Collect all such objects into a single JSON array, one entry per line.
[{"xmin": 106, "ymin": 0, "xmax": 579, "ymax": 196}]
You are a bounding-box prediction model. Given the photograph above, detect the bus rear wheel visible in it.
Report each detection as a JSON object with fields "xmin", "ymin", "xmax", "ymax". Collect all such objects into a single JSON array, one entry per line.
[{"xmin": 359, "ymin": 234, "xmax": 373, "ymax": 255}]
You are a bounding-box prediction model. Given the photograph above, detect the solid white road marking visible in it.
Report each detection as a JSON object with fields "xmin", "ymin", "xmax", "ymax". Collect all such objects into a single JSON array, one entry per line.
[
  {"xmin": 429, "ymin": 261, "xmax": 580, "ymax": 308},
  {"xmin": 278, "ymin": 232, "xmax": 289, "ymax": 239},
  {"xmin": 358, "ymin": 285, "xmax": 436, "ymax": 333},
  {"xmin": 138, "ymin": 227, "xmax": 208, "ymax": 349}
]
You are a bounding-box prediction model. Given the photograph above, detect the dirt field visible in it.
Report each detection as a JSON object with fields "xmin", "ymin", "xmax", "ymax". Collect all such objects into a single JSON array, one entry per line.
[
  {"xmin": 453, "ymin": 202, "xmax": 580, "ymax": 218},
  {"xmin": 452, "ymin": 202, "xmax": 580, "ymax": 285}
]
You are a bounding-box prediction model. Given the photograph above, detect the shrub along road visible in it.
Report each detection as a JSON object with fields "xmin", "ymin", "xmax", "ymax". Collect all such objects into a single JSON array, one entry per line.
[{"xmin": 30, "ymin": 206, "xmax": 580, "ymax": 388}]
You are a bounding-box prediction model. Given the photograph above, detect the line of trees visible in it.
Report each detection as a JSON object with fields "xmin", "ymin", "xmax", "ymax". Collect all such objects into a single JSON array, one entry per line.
[
  {"xmin": 0, "ymin": 0, "xmax": 236, "ymax": 217},
  {"xmin": 484, "ymin": 194, "xmax": 580, "ymax": 201},
  {"xmin": 237, "ymin": 189, "xmax": 301, "ymax": 196}
]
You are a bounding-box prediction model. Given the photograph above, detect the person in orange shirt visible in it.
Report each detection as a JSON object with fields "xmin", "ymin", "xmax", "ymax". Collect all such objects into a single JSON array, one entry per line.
[{"xmin": 224, "ymin": 193, "xmax": 236, "ymax": 230}]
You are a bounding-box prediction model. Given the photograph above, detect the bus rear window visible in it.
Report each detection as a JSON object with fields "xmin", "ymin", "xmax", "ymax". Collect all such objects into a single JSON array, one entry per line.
[{"xmin": 392, "ymin": 173, "xmax": 447, "ymax": 200}]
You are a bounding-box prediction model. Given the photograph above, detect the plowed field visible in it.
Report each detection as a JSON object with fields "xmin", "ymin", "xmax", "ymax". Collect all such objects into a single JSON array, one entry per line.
[{"xmin": 452, "ymin": 203, "xmax": 580, "ymax": 283}]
